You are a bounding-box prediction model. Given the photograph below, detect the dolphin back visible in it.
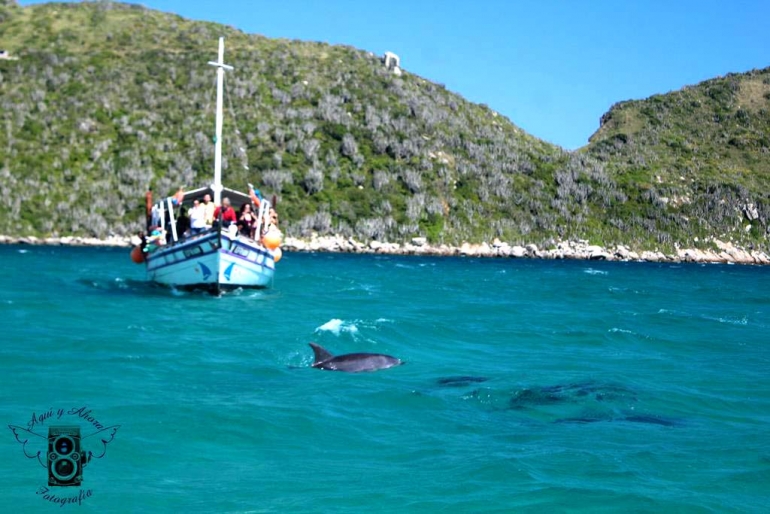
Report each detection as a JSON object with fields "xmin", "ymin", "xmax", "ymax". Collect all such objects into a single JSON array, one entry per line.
[
  {"xmin": 309, "ymin": 343, "xmax": 334, "ymax": 365},
  {"xmin": 308, "ymin": 343, "xmax": 403, "ymax": 372}
]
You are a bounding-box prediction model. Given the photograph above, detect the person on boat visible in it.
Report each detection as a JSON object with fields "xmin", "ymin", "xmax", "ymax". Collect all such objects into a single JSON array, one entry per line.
[
  {"xmin": 213, "ymin": 197, "xmax": 237, "ymax": 227},
  {"xmin": 258, "ymin": 207, "xmax": 280, "ymax": 239},
  {"xmin": 202, "ymin": 194, "xmax": 217, "ymax": 227},
  {"xmin": 237, "ymin": 203, "xmax": 256, "ymax": 238},
  {"xmin": 144, "ymin": 226, "xmax": 167, "ymax": 253},
  {"xmin": 145, "ymin": 188, "xmax": 153, "ymax": 231},
  {"xmin": 189, "ymin": 199, "xmax": 206, "ymax": 235},
  {"xmin": 137, "ymin": 230, "xmax": 147, "ymax": 253},
  {"xmin": 176, "ymin": 207, "xmax": 190, "ymax": 239},
  {"xmin": 269, "ymin": 207, "xmax": 279, "ymax": 227},
  {"xmin": 248, "ymin": 183, "xmax": 262, "ymax": 207},
  {"xmin": 171, "ymin": 187, "xmax": 185, "ymax": 206},
  {"xmin": 150, "ymin": 204, "xmax": 161, "ymax": 228}
]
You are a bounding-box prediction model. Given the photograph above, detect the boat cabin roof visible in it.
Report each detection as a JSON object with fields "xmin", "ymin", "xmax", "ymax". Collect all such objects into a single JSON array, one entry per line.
[{"xmin": 180, "ymin": 186, "xmax": 253, "ymax": 209}]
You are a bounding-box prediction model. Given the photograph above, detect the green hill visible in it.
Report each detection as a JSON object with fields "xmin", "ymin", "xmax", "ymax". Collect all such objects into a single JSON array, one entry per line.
[
  {"xmin": 586, "ymin": 68, "xmax": 770, "ymax": 249},
  {"xmin": 1, "ymin": 0, "xmax": 768, "ymax": 252}
]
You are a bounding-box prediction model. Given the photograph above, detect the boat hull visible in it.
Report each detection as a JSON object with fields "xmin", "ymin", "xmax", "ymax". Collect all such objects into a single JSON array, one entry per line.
[{"xmin": 144, "ymin": 230, "xmax": 275, "ymax": 293}]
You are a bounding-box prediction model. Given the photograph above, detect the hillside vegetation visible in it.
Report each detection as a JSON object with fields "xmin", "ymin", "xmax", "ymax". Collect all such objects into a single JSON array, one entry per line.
[
  {"xmin": 1, "ymin": 0, "xmax": 769, "ymax": 252},
  {"xmin": 586, "ymin": 67, "xmax": 770, "ymax": 249}
]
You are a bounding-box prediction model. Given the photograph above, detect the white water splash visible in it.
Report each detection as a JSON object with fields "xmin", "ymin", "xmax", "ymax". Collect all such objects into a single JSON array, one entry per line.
[
  {"xmin": 316, "ymin": 318, "xmax": 359, "ymax": 336},
  {"xmin": 659, "ymin": 309, "xmax": 750, "ymax": 327},
  {"xmin": 702, "ymin": 315, "xmax": 749, "ymax": 326}
]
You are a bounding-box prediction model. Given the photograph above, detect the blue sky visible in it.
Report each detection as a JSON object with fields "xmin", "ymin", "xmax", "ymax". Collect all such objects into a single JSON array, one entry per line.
[{"xmin": 18, "ymin": 0, "xmax": 770, "ymax": 150}]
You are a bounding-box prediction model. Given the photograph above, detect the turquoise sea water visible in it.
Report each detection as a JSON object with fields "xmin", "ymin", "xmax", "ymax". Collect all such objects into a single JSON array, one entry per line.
[{"xmin": 1, "ymin": 244, "xmax": 769, "ymax": 513}]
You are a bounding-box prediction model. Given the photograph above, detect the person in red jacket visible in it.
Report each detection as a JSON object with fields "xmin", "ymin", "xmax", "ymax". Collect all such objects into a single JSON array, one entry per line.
[{"xmin": 213, "ymin": 197, "xmax": 237, "ymax": 227}]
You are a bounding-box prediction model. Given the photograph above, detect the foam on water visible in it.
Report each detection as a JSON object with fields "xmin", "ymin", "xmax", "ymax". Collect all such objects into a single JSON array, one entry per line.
[{"xmin": 315, "ymin": 318, "xmax": 359, "ymax": 335}]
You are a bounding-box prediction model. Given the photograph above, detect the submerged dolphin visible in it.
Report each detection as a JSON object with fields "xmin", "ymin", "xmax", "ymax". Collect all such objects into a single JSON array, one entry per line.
[
  {"xmin": 309, "ymin": 343, "xmax": 403, "ymax": 373},
  {"xmin": 555, "ymin": 414, "xmax": 682, "ymax": 427},
  {"xmin": 436, "ymin": 376, "xmax": 489, "ymax": 387}
]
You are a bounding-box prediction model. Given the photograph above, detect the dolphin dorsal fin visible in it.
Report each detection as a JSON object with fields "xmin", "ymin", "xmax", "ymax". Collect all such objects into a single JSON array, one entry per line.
[{"xmin": 309, "ymin": 343, "xmax": 334, "ymax": 364}]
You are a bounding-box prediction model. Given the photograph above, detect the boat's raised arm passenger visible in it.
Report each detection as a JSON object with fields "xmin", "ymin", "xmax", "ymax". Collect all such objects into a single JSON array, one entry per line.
[{"xmin": 269, "ymin": 207, "xmax": 279, "ymax": 227}]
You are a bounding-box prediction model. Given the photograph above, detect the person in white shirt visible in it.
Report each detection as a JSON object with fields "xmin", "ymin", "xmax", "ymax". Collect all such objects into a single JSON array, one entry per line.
[{"xmin": 189, "ymin": 199, "xmax": 206, "ymax": 235}]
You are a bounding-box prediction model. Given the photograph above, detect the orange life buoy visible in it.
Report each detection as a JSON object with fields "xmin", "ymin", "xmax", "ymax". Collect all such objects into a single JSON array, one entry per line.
[
  {"xmin": 130, "ymin": 245, "xmax": 145, "ymax": 264},
  {"xmin": 262, "ymin": 226, "xmax": 282, "ymax": 250}
]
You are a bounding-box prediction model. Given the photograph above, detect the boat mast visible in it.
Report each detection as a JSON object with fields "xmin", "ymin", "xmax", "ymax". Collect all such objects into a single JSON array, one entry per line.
[{"xmin": 207, "ymin": 37, "xmax": 234, "ymax": 205}]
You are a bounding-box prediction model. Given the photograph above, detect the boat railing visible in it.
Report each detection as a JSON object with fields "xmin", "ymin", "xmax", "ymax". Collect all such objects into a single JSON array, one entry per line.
[
  {"xmin": 167, "ymin": 196, "xmax": 179, "ymax": 242},
  {"xmin": 150, "ymin": 191, "xmax": 273, "ymax": 251}
]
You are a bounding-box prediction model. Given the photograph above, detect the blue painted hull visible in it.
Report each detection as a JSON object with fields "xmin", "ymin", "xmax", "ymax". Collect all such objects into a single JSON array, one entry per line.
[{"xmin": 145, "ymin": 230, "xmax": 275, "ymax": 293}]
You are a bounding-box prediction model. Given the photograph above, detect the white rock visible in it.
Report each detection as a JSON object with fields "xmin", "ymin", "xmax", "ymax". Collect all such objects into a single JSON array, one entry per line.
[{"xmin": 511, "ymin": 246, "xmax": 527, "ymax": 258}]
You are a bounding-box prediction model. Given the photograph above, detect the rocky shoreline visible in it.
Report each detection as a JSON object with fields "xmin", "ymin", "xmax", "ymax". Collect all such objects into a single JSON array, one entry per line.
[
  {"xmin": 1, "ymin": 234, "xmax": 768, "ymax": 265},
  {"xmin": 281, "ymin": 235, "xmax": 770, "ymax": 265}
]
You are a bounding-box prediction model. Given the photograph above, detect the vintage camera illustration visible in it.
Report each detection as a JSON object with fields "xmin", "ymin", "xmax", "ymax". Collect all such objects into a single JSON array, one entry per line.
[
  {"xmin": 9, "ymin": 418, "xmax": 119, "ymax": 488},
  {"xmin": 47, "ymin": 426, "xmax": 88, "ymax": 487}
]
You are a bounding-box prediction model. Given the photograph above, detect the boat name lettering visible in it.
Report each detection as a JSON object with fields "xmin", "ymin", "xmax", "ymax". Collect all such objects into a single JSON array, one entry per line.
[{"xmin": 183, "ymin": 246, "xmax": 204, "ymax": 258}]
